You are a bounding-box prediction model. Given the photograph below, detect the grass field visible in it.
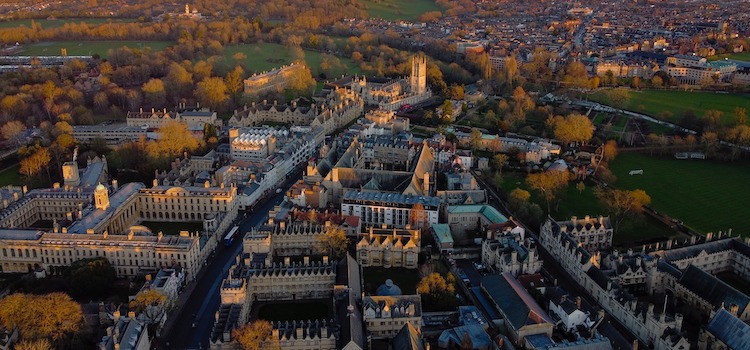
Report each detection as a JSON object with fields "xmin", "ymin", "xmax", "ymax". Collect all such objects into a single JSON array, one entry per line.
[
  {"xmin": 707, "ymin": 52, "xmax": 750, "ymax": 62},
  {"xmin": 0, "ymin": 18, "xmax": 136, "ymax": 29},
  {"xmin": 610, "ymin": 152, "xmax": 750, "ymax": 236},
  {"xmin": 13, "ymin": 41, "xmax": 174, "ymax": 57},
  {"xmin": 0, "ymin": 164, "xmax": 22, "ymax": 187},
  {"xmin": 221, "ymin": 43, "xmax": 360, "ymax": 78},
  {"xmin": 591, "ymin": 89, "xmax": 750, "ymax": 126},
  {"xmin": 361, "ymin": 0, "xmax": 441, "ymax": 21},
  {"xmin": 500, "ymin": 172, "xmax": 678, "ymax": 246}
]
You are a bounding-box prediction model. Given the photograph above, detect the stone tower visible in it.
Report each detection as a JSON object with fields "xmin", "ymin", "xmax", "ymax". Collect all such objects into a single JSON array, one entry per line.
[
  {"xmin": 410, "ymin": 56, "xmax": 427, "ymax": 95},
  {"xmin": 94, "ymin": 183, "xmax": 109, "ymax": 210}
]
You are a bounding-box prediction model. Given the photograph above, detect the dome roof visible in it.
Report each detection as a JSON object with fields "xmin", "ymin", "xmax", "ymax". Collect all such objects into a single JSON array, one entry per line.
[
  {"xmin": 95, "ymin": 183, "xmax": 106, "ymax": 191},
  {"xmin": 376, "ymin": 279, "xmax": 402, "ymax": 296}
]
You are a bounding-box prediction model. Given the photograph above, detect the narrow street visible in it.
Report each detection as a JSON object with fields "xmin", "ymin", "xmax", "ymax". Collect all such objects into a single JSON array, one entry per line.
[{"xmin": 160, "ymin": 171, "xmax": 302, "ymax": 350}]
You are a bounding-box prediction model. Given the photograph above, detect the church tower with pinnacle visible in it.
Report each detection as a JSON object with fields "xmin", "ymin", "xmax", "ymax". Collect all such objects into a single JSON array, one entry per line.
[{"xmin": 410, "ymin": 55, "xmax": 427, "ymax": 95}]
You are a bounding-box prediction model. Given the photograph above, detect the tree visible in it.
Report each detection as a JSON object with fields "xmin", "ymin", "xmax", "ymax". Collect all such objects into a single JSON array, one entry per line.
[
  {"xmin": 470, "ymin": 129, "xmax": 482, "ymax": 150},
  {"xmin": 166, "ymin": 63, "xmax": 193, "ymax": 103},
  {"xmin": 526, "ymin": 170, "xmax": 571, "ymax": 212},
  {"xmin": 20, "ymin": 147, "xmax": 51, "ymax": 179},
  {"xmin": 195, "ymin": 77, "xmax": 229, "ymax": 112},
  {"xmin": 225, "ymin": 66, "xmax": 245, "ymax": 105},
  {"xmin": 505, "ymin": 55, "xmax": 518, "ymax": 88},
  {"xmin": 553, "ymin": 113, "xmax": 594, "ymax": 145},
  {"xmin": 448, "ymin": 84, "xmax": 465, "ymax": 100},
  {"xmin": 733, "ymin": 107, "xmax": 747, "ymax": 126},
  {"xmin": 232, "ymin": 320, "xmax": 279, "ymax": 350},
  {"xmin": 147, "ymin": 120, "xmax": 201, "ymax": 159},
  {"xmin": 595, "ymin": 188, "xmax": 651, "ymax": 233},
  {"xmin": 440, "ymin": 100, "xmax": 454, "ymax": 122},
  {"xmin": 700, "ymin": 131, "xmax": 719, "ymax": 157},
  {"xmin": 142, "ymin": 78, "xmax": 166, "ymax": 108},
  {"xmin": 0, "ymin": 293, "xmax": 82, "ymax": 343},
  {"xmin": 13, "ymin": 339, "xmax": 52, "ymax": 350},
  {"xmin": 129, "ymin": 289, "xmax": 168, "ymax": 326},
  {"xmin": 602, "ymin": 140, "xmax": 618, "ymax": 161},
  {"xmin": 576, "ymin": 181, "xmax": 586, "ymax": 195},
  {"xmin": 601, "ymin": 88, "xmax": 630, "ymax": 114},
  {"xmin": 492, "ymin": 154, "xmax": 508, "ymax": 172},
  {"xmin": 703, "ymin": 110, "xmax": 723, "ymax": 132},
  {"xmin": 417, "ymin": 273, "xmax": 457, "ymax": 310},
  {"xmin": 1, "ymin": 121, "xmax": 26, "ymax": 146},
  {"xmin": 316, "ymin": 226, "xmax": 349, "ymax": 259},
  {"xmin": 508, "ymin": 188, "xmax": 531, "ymax": 211},
  {"xmin": 67, "ymin": 257, "xmax": 116, "ymax": 300},
  {"xmin": 285, "ymin": 64, "xmax": 315, "ymax": 96},
  {"xmin": 41, "ymin": 80, "xmax": 61, "ymax": 120},
  {"xmin": 651, "ymin": 75, "xmax": 663, "ymax": 87},
  {"xmin": 409, "ymin": 203, "xmax": 427, "ymax": 229}
]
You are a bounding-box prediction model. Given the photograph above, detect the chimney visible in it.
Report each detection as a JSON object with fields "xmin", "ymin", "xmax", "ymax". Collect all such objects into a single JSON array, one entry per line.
[
  {"xmin": 674, "ymin": 313, "xmax": 683, "ymax": 333},
  {"xmin": 323, "ymin": 255, "xmax": 329, "ymax": 264},
  {"xmin": 112, "ymin": 179, "xmax": 118, "ymax": 191},
  {"xmin": 127, "ymin": 311, "xmax": 135, "ymax": 319},
  {"xmin": 576, "ymin": 296, "xmax": 582, "ymax": 308},
  {"xmin": 284, "ymin": 257, "xmax": 291, "ymax": 266},
  {"xmin": 113, "ymin": 310, "xmax": 121, "ymax": 324},
  {"xmin": 304, "ymin": 256, "xmax": 310, "ymax": 265}
]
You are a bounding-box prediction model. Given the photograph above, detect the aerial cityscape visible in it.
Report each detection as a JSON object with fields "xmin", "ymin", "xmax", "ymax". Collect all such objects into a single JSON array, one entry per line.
[{"xmin": 0, "ymin": 0, "xmax": 748, "ymax": 349}]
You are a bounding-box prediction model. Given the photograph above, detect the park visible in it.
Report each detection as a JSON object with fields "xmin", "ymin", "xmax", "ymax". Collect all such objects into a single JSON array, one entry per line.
[{"xmin": 361, "ymin": 0, "xmax": 442, "ymax": 21}]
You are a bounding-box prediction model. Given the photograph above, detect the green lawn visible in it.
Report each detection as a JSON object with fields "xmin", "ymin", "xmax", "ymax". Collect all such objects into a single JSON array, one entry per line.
[
  {"xmin": 139, "ymin": 221, "xmax": 204, "ymax": 236},
  {"xmin": 500, "ymin": 172, "xmax": 680, "ymax": 247},
  {"xmin": 363, "ymin": 267, "xmax": 420, "ymax": 295},
  {"xmin": 0, "ymin": 18, "xmax": 136, "ymax": 29},
  {"xmin": 361, "ymin": 0, "xmax": 441, "ymax": 21},
  {"xmin": 0, "ymin": 164, "xmax": 22, "ymax": 187},
  {"xmin": 257, "ymin": 301, "xmax": 330, "ymax": 321},
  {"xmin": 13, "ymin": 41, "xmax": 174, "ymax": 57},
  {"xmin": 590, "ymin": 89, "xmax": 750, "ymax": 126},
  {"xmin": 707, "ymin": 52, "xmax": 750, "ymax": 62},
  {"xmin": 610, "ymin": 152, "xmax": 750, "ymax": 236},
  {"xmin": 221, "ymin": 43, "xmax": 360, "ymax": 78}
]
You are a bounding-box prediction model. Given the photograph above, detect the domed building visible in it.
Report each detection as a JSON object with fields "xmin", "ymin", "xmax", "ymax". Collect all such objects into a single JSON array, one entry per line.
[{"xmin": 376, "ymin": 279, "xmax": 402, "ymax": 296}]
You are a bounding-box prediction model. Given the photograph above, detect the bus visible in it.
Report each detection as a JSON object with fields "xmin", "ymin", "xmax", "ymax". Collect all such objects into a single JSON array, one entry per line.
[{"xmin": 223, "ymin": 226, "xmax": 240, "ymax": 246}]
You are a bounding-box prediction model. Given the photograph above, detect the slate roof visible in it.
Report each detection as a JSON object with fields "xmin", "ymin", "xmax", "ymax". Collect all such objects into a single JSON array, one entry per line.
[
  {"xmin": 679, "ymin": 265, "xmax": 750, "ymax": 311},
  {"xmin": 481, "ymin": 273, "xmax": 552, "ymax": 331},
  {"xmin": 393, "ymin": 323, "xmax": 424, "ymax": 350},
  {"xmin": 437, "ymin": 324, "xmax": 491, "ymax": 350},
  {"xmin": 706, "ymin": 309, "xmax": 750, "ymax": 350},
  {"xmin": 659, "ymin": 237, "xmax": 749, "ymax": 262}
]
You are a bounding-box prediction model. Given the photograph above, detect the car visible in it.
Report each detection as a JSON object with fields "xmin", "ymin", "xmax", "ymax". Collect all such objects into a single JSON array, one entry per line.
[{"xmin": 275, "ymin": 188, "xmax": 282, "ymax": 194}]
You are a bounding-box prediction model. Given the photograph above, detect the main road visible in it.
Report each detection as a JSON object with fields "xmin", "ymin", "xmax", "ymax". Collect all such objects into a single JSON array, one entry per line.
[{"xmin": 162, "ymin": 170, "xmax": 303, "ymax": 349}]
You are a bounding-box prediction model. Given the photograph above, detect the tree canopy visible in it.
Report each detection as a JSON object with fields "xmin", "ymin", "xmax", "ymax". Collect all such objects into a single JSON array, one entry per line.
[
  {"xmin": 551, "ymin": 113, "xmax": 594, "ymax": 145},
  {"xmin": 526, "ymin": 170, "xmax": 571, "ymax": 213},
  {"xmin": 0, "ymin": 293, "xmax": 82, "ymax": 343},
  {"xmin": 316, "ymin": 226, "xmax": 349, "ymax": 259},
  {"xmin": 595, "ymin": 188, "xmax": 651, "ymax": 232},
  {"xmin": 67, "ymin": 257, "xmax": 116, "ymax": 300},
  {"xmin": 417, "ymin": 273, "xmax": 457, "ymax": 311},
  {"xmin": 232, "ymin": 320, "xmax": 279, "ymax": 350}
]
